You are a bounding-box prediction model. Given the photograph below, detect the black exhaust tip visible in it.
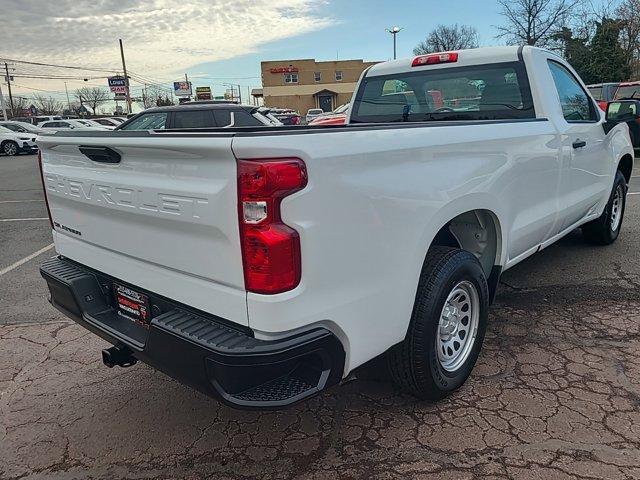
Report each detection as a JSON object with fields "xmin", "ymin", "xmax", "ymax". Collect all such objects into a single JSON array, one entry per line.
[{"xmin": 102, "ymin": 346, "xmax": 137, "ymax": 368}]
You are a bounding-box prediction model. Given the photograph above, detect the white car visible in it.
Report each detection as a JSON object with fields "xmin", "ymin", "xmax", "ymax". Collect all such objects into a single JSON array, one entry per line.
[
  {"xmin": 83, "ymin": 118, "xmax": 117, "ymax": 129},
  {"xmin": 0, "ymin": 125, "xmax": 38, "ymax": 156},
  {"xmin": 0, "ymin": 121, "xmax": 45, "ymax": 135},
  {"xmin": 39, "ymin": 119, "xmax": 111, "ymax": 132},
  {"xmin": 305, "ymin": 108, "xmax": 324, "ymax": 124},
  {"xmin": 37, "ymin": 46, "xmax": 635, "ymax": 409}
]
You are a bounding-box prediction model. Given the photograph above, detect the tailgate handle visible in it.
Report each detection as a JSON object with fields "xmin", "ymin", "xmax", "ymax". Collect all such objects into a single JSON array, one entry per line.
[{"xmin": 79, "ymin": 146, "xmax": 121, "ymax": 164}]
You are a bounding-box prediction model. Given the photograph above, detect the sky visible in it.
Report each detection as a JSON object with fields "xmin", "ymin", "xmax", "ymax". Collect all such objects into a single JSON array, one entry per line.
[{"xmin": 0, "ymin": 0, "xmax": 607, "ymax": 112}]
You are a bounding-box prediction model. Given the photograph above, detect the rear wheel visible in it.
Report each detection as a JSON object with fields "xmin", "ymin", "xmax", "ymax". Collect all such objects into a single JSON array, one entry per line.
[
  {"xmin": 2, "ymin": 141, "xmax": 18, "ymax": 156},
  {"xmin": 582, "ymin": 170, "xmax": 627, "ymax": 245},
  {"xmin": 387, "ymin": 246, "xmax": 489, "ymax": 400}
]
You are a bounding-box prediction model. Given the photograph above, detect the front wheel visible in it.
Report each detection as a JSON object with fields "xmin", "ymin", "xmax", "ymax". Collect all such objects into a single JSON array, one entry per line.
[
  {"xmin": 582, "ymin": 170, "xmax": 627, "ymax": 245},
  {"xmin": 2, "ymin": 141, "xmax": 19, "ymax": 156},
  {"xmin": 387, "ymin": 246, "xmax": 489, "ymax": 400}
]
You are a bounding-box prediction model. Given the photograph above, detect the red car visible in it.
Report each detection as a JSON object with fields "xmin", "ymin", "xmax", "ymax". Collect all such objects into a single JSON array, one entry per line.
[
  {"xmin": 587, "ymin": 83, "xmax": 620, "ymax": 111},
  {"xmin": 308, "ymin": 103, "xmax": 349, "ymax": 126}
]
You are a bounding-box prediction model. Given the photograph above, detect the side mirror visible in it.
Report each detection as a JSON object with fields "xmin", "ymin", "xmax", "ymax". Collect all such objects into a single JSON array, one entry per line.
[{"xmin": 606, "ymin": 100, "xmax": 640, "ymax": 123}]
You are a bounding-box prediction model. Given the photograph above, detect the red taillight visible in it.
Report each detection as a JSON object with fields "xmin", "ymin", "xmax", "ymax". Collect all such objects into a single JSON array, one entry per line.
[
  {"xmin": 412, "ymin": 52, "xmax": 459, "ymax": 67},
  {"xmin": 237, "ymin": 158, "xmax": 307, "ymax": 294},
  {"xmin": 37, "ymin": 151, "xmax": 54, "ymax": 229}
]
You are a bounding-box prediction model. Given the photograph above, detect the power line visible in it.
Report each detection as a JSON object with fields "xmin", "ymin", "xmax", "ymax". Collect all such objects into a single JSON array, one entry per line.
[{"xmin": 0, "ymin": 57, "xmax": 119, "ymax": 74}]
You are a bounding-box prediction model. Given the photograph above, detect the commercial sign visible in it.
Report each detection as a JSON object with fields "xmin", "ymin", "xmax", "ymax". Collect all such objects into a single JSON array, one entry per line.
[
  {"xmin": 269, "ymin": 66, "xmax": 298, "ymax": 74},
  {"xmin": 195, "ymin": 86, "xmax": 212, "ymax": 100},
  {"xmin": 108, "ymin": 76, "xmax": 127, "ymax": 93},
  {"xmin": 173, "ymin": 81, "xmax": 192, "ymax": 97}
]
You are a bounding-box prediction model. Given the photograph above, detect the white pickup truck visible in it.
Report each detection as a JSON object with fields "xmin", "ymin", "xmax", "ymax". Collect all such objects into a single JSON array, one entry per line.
[{"xmin": 38, "ymin": 46, "xmax": 636, "ymax": 409}]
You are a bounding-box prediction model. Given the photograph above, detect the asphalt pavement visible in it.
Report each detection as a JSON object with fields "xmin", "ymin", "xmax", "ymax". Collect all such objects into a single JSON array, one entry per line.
[{"xmin": 1, "ymin": 152, "xmax": 640, "ymax": 480}]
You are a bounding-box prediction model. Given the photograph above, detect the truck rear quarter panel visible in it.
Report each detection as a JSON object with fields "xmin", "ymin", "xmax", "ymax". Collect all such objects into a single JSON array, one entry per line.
[{"xmin": 233, "ymin": 120, "xmax": 560, "ymax": 372}]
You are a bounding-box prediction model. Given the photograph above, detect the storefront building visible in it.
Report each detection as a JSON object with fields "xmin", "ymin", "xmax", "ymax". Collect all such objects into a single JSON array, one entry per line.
[{"xmin": 259, "ymin": 58, "xmax": 379, "ymax": 114}]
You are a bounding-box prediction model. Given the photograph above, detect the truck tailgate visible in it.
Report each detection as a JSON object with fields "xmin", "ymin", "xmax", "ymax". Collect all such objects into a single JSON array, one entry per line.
[{"xmin": 38, "ymin": 133, "xmax": 248, "ymax": 325}]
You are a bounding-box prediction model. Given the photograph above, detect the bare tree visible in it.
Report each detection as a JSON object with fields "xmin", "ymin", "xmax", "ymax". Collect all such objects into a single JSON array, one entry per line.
[
  {"xmin": 33, "ymin": 95, "xmax": 63, "ymax": 115},
  {"xmin": 74, "ymin": 87, "xmax": 110, "ymax": 115},
  {"xmin": 414, "ymin": 24, "xmax": 479, "ymax": 54},
  {"xmin": 616, "ymin": 0, "xmax": 640, "ymax": 76},
  {"xmin": 495, "ymin": 0, "xmax": 579, "ymax": 46}
]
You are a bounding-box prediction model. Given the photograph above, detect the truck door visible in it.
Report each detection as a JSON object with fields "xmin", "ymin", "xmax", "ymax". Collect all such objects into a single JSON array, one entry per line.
[{"xmin": 546, "ymin": 60, "xmax": 611, "ymax": 232}]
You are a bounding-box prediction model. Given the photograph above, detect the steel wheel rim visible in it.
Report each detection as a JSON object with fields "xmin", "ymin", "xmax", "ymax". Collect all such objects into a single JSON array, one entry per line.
[
  {"xmin": 4, "ymin": 143, "xmax": 17, "ymax": 155},
  {"xmin": 436, "ymin": 280, "xmax": 480, "ymax": 372},
  {"xmin": 610, "ymin": 184, "xmax": 624, "ymax": 232}
]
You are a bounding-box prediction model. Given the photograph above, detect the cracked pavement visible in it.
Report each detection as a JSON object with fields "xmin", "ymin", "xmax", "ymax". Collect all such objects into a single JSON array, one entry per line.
[{"xmin": 1, "ymin": 155, "xmax": 640, "ymax": 479}]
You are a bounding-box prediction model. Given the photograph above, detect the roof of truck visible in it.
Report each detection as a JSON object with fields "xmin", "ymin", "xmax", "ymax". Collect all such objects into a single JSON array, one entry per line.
[
  {"xmin": 366, "ymin": 46, "xmax": 532, "ymax": 78},
  {"xmin": 140, "ymin": 104, "xmax": 258, "ymax": 113}
]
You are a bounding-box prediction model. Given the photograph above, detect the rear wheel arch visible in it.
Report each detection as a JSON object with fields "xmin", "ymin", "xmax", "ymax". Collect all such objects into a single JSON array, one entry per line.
[
  {"xmin": 617, "ymin": 154, "xmax": 633, "ymax": 185},
  {"xmin": 430, "ymin": 209, "xmax": 503, "ymax": 302}
]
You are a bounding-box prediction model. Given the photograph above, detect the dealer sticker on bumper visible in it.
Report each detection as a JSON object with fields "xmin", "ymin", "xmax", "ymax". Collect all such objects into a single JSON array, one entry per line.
[{"xmin": 114, "ymin": 284, "xmax": 151, "ymax": 325}]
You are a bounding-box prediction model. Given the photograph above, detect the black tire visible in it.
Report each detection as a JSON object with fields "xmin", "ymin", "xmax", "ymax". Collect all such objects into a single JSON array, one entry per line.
[
  {"xmin": 2, "ymin": 140, "xmax": 19, "ymax": 156},
  {"xmin": 582, "ymin": 170, "xmax": 627, "ymax": 245},
  {"xmin": 387, "ymin": 246, "xmax": 489, "ymax": 400}
]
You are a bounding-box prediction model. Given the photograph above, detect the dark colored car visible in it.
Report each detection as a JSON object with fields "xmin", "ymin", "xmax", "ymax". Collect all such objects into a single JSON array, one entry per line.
[
  {"xmin": 117, "ymin": 103, "xmax": 278, "ymax": 131},
  {"xmin": 587, "ymin": 83, "xmax": 620, "ymax": 111},
  {"xmin": 607, "ymin": 99, "xmax": 640, "ymax": 148}
]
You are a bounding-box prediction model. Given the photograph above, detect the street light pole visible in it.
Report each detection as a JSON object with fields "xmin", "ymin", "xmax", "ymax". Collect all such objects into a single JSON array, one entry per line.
[{"xmin": 386, "ymin": 26, "xmax": 402, "ymax": 60}]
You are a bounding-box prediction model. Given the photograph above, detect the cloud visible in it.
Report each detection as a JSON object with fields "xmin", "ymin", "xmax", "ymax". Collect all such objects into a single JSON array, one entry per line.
[{"xmin": 2, "ymin": 0, "xmax": 330, "ymax": 80}]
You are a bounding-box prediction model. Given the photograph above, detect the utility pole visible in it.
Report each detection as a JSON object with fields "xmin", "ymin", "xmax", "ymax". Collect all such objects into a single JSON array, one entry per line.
[
  {"xmin": 119, "ymin": 39, "xmax": 132, "ymax": 114},
  {"xmin": 0, "ymin": 84, "xmax": 7, "ymax": 121},
  {"xmin": 64, "ymin": 82, "xmax": 71, "ymax": 112},
  {"xmin": 4, "ymin": 62, "xmax": 14, "ymax": 117}
]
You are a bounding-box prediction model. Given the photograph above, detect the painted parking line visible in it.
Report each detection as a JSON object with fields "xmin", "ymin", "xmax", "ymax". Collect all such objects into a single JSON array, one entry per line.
[
  {"xmin": 0, "ymin": 217, "xmax": 49, "ymax": 222},
  {"xmin": 0, "ymin": 243, "xmax": 54, "ymax": 276}
]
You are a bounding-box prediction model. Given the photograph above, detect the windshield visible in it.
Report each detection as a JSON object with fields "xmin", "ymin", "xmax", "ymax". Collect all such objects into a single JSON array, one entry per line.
[
  {"xmin": 351, "ymin": 61, "xmax": 535, "ymax": 123},
  {"xmin": 615, "ymin": 85, "xmax": 640, "ymax": 100},
  {"xmin": 333, "ymin": 104, "xmax": 349, "ymax": 114}
]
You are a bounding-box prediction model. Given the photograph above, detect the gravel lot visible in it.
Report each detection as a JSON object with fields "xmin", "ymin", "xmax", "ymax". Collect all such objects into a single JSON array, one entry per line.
[{"xmin": 1, "ymin": 152, "xmax": 640, "ymax": 480}]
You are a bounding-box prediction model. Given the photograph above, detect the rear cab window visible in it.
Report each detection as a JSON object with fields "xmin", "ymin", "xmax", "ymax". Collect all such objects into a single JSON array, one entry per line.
[
  {"xmin": 614, "ymin": 84, "xmax": 640, "ymax": 101},
  {"xmin": 170, "ymin": 110, "xmax": 216, "ymax": 128},
  {"xmin": 350, "ymin": 61, "xmax": 535, "ymax": 123}
]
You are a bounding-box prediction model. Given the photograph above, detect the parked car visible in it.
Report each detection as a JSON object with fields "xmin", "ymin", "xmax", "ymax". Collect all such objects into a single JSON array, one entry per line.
[
  {"xmin": 33, "ymin": 115, "xmax": 63, "ymax": 125},
  {"xmin": 0, "ymin": 120, "xmax": 45, "ymax": 135},
  {"xmin": 39, "ymin": 119, "xmax": 111, "ymax": 132},
  {"xmin": 0, "ymin": 125, "xmax": 38, "ymax": 155},
  {"xmin": 38, "ymin": 46, "xmax": 634, "ymax": 410},
  {"xmin": 108, "ymin": 117, "xmax": 127, "ymax": 124},
  {"xmin": 308, "ymin": 103, "xmax": 350, "ymax": 126},
  {"xmin": 305, "ymin": 108, "xmax": 324, "ymax": 124},
  {"xmin": 117, "ymin": 103, "xmax": 278, "ymax": 130},
  {"xmin": 92, "ymin": 118, "xmax": 122, "ymax": 128},
  {"xmin": 587, "ymin": 82, "xmax": 620, "ymax": 111},
  {"xmin": 270, "ymin": 108, "xmax": 302, "ymax": 125},
  {"xmin": 606, "ymin": 99, "xmax": 640, "ymax": 148}
]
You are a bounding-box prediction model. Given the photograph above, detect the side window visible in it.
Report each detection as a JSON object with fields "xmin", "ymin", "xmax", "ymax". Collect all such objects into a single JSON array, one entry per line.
[
  {"xmin": 213, "ymin": 110, "xmax": 231, "ymax": 127},
  {"xmin": 232, "ymin": 111, "xmax": 263, "ymax": 127},
  {"xmin": 171, "ymin": 110, "xmax": 215, "ymax": 128},
  {"xmin": 335, "ymin": 71, "xmax": 343, "ymax": 81},
  {"xmin": 548, "ymin": 61, "xmax": 597, "ymax": 122},
  {"xmin": 314, "ymin": 72, "xmax": 321, "ymax": 82},
  {"xmin": 120, "ymin": 112, "xmax": 168, "ymax": 130}
]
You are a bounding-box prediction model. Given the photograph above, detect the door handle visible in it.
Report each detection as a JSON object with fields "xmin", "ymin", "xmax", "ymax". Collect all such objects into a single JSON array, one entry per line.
[
  {"xmin": 572, "ymin": 140, "xmax": 587, "ymax": 149},
  {"xmin": 79, "ymin": 146, "xmax": 121, "ymax": 163}
]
